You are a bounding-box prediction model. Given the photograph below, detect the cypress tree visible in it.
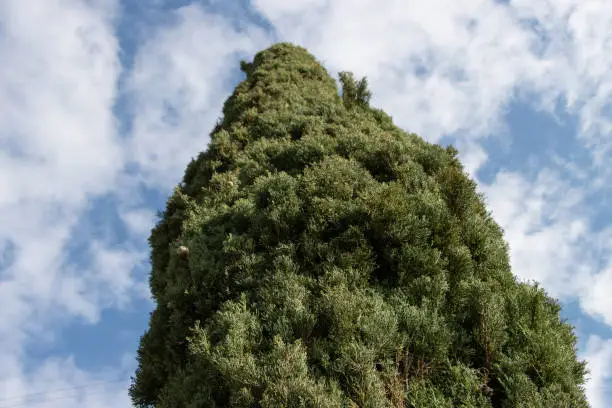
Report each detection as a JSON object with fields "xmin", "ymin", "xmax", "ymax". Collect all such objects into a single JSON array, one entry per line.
[{"xmin": 129, "ymin": 43, "xmax": 589, "ymax": 407}]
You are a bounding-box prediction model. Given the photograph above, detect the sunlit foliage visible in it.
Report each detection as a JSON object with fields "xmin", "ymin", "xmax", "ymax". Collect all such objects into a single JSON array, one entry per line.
[{"xmin": 130, "ymin": 43, "xmax": 588, "ymax": 408}]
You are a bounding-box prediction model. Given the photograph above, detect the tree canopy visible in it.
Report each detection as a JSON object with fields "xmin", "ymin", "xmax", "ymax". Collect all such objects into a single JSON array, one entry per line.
[{"xmin": 130, "ymin": 42, "xmax": 589, "ymax": 407}]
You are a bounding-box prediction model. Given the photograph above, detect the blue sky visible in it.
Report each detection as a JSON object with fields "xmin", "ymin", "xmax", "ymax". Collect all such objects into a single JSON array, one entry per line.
[{"xmin": 1, "ymin": 0, "xmax": 612, "ymax": 406}]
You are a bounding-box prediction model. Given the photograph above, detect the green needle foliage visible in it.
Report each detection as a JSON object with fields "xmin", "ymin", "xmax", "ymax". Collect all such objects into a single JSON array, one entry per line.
[{"xmin": 129, "ymin": 43, "xmax": 589, "ymax": 407}]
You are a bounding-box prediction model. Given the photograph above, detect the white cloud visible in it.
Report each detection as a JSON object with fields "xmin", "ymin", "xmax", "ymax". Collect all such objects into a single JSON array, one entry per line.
[
  {"xmin": 479, "ymin": 169, "xmax": 593, "ymax": 294},
  {"xmin": 125, "ymin": 3, "xmax": 270, "ymax": 190},
  {"xmin": 0, "ymin": 0, "xmax": 143, "ymax": 406},
  {"xmin": 511, "ymin": 0, "xmax": 612, "ymax": 163},
  {"xmin": 0, "ymin": 355, "xmax": 134, "ymax": 408},
  {"xmin": 0, "ymin": 0, "xmax": 125, "ymax": 328},
  {"xmin": 577, "ymin": 228, "xmax": 612, "ymax": 327},
  {"xmin": 581, "ymin": 335, "xmax": 612, "ymax": 408},
  {"xmin": 252, "ymin": 0, "xmax": 547, "ymax": 145},
  {"xmin": 477, "ymin": 163, "xmax": 612, "ymax": 332},
  {"xmin": 120, "ymin": 207, "xmax": 156, "ymax": 238},
  {"xmin": 455, "ymin": 140, "xmax": 489, "ymax": 179},
  {"xmin": 0, "ymin": 0, "xmax": 123, "ymax": 203}
]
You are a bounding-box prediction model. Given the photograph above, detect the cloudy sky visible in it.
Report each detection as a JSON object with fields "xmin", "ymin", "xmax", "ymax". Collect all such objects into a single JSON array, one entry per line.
[{"xmin": 1, "ymin": 0, "xmax": 611, "ymax": 406}]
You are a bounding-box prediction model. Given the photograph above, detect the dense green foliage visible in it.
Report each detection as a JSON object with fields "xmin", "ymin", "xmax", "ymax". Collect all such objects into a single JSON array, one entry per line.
[{"xmin": 130, "ymin": 43, "xmax": 589, "ymax": 407}]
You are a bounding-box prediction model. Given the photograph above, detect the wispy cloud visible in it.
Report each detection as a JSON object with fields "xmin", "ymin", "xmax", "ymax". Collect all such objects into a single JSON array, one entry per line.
[
  {"xmin": 0, "ymin": 355, "xmax": 134, "ymax": 408},
  {"xmin": 479, "ymin": 169, "xmax": 589, "ymax": 293},
  {"xmin": 125, "ymin": 4, "xmax": 269, "ymax": 190},
  {"xmin": 0, "ymin": 0, "xmax": 141, "ymax": 405},
  {"xmin": 252, "ymin": 0, "xmax": 546, "ymax": 143},
  {"xmin": 582, "ymin": 335, "xmax": 612, "ymax": 408}
]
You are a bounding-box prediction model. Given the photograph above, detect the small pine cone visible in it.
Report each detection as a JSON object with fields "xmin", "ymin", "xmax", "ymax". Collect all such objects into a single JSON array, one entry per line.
[{"xmin": 177, "ymin": 245, "xmax": 189, "ymax": 257}]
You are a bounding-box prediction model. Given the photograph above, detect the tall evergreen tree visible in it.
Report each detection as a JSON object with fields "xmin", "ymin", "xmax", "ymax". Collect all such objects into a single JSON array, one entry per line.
[{"xmin": 130, "ymin": 43, "xmax": 589, "ymax": 407}]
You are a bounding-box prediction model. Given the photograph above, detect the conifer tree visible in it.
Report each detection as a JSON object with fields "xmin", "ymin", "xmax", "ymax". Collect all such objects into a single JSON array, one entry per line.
[{"xmin": 130, "ymin": 43, "xmax": 589, "ymax": 407}]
